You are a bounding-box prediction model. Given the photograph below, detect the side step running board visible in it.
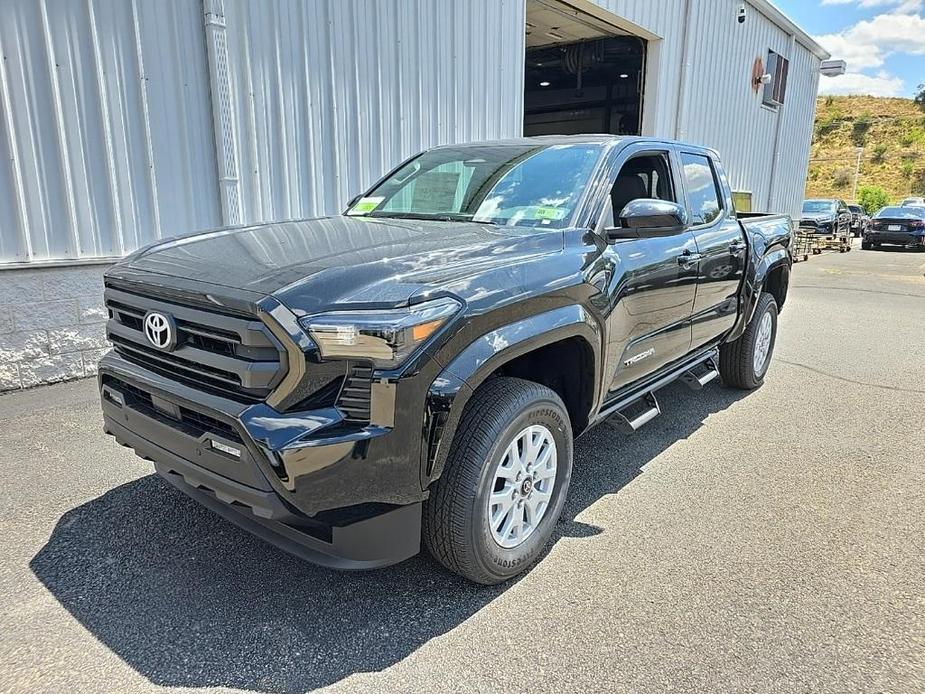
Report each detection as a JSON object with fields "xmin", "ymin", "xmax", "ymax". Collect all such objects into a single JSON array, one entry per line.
[
  {"xmin": 594, "ymin": 347, "xmax": 721, "ymax": 434},
  {"xmin": 607, "ymin": 392, "xmax": 661, "ymax": 433},
  {"xmin": 681, "ymin": 356, "xmax": 720, "ymax": 390}
]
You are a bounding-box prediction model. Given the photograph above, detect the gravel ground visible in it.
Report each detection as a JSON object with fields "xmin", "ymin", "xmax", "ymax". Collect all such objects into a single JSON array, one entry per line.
[{"xmin": 1, "ymin": 243, "xmax": 923, "ymax": 694}]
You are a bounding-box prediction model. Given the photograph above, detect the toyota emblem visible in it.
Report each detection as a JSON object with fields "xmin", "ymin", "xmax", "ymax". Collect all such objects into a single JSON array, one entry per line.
[{"xmin": 143, "ymin": 311, "xmax": 177, "ymax": 351}]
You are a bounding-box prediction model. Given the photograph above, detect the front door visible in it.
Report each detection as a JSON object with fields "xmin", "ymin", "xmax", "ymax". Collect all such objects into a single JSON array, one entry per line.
[
  {"xmin": 679, "ymin": 151, "xmax": 747, "ymax": 349},
  {"xmin": 598, "ymin": 149, "xmax": 699, "ymax": 394}
]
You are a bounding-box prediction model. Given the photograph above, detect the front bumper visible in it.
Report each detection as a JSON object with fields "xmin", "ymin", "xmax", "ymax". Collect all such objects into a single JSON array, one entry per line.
[{"xmin": 99, "ymin": 351, "xmax": 425, "ymax": 569}]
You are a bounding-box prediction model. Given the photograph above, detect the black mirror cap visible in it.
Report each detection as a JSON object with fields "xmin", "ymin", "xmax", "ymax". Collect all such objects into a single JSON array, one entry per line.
[{"xmin": 607, "ymin": 199, "xmax": 690, "ymax": 241}]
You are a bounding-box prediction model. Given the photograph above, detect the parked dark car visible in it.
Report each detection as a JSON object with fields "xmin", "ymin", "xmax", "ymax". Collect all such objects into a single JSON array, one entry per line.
[
  {"xmin": 847, "ymin": 204, "xmax": 868, "ymax": 237},
  {"xmin": 800, "ymin": 198, "xmax": 851, "ymax": 238},
  {"xmin": 98, "ymin": 136, "xmax": 792, "ymax": 583},
  {"xmin": 863, "ymin": 205, "xmax": 925, "ymax": 250}
]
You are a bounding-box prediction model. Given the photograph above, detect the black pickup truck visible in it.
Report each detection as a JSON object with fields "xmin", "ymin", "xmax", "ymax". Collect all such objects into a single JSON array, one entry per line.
[{"xmin": 99, "ymin": 136, "xmax": 792, "ymax": 584}]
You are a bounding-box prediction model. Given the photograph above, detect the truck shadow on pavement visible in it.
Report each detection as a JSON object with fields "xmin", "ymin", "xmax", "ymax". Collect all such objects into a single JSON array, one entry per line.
[{"xmin": 30, "ymin": 382, "xmax": 746, "ymax": 693}]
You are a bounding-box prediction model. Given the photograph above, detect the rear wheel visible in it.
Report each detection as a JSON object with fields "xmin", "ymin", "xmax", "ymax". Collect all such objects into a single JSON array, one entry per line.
[
  {"xmin": 861, "ymin": 239, "xmax": 872, "ymax": 250},
  {"xmin": 719, "ymin": 292, "xmax": 778, "ymax": 390},
  {"xmin": 423, "ymin": 377, "xmax": 573, "ymax": 584}
]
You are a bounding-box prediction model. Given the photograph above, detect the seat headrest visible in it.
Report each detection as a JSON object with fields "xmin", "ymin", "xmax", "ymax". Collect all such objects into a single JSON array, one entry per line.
[{"xmin": 612, "ymin": 174, "xmax": 650, "ymax": 217}]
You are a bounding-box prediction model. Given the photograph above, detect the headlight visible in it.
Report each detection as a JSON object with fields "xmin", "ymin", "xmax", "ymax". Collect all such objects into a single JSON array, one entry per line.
[{"xmin": 299, "ymin": 297, "xmax": 461, "ymax": 369}]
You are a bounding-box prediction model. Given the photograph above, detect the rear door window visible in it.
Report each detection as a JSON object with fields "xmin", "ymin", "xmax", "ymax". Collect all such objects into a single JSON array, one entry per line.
[{"xmin": 680, "ymin": 153, "xmax": 723, "ymax": 226}]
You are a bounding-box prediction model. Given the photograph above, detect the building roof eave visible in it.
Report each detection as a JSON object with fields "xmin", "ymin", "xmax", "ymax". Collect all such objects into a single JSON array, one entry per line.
[{"xmin": 749, "ymin": 0, "xmax": 831, "ymax": 61}]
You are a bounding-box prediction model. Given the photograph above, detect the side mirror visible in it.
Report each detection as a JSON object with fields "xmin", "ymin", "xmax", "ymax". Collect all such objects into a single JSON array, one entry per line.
[{"xmin": 606, "ymin": 199, "xmax": 690, "ymax": 242}]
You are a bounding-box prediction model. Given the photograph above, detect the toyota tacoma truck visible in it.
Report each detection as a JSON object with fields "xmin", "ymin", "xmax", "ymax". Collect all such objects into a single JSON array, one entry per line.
[{"xmin": 99, "ymin": 136, "xmax": 792, "ymax": 584}]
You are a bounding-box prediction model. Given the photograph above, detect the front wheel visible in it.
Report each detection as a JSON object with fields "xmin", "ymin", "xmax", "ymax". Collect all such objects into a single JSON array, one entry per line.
[
  {"xmin": 719, "ymin": 292, "xmax": 779, "ymax": 390},
  {"xmin": 861, "ymin": 240, "xmax": 872, "ymax": 250},
  {"xmin": 423, "ymin": 377, "xmax": 573, "ymax": 584}
]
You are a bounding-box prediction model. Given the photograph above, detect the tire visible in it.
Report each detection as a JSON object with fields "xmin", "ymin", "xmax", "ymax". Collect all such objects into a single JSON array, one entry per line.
[
  {"xmin": 861, "ymin": 240, "xmax": 872, "ymax": 250},
  {"xmin": 423, "ymin": 377, "xmax": 573, "ymax": 584},
  {"xmin": 719, "ymin": 292, "xmax": 779, "ymax": 390}
]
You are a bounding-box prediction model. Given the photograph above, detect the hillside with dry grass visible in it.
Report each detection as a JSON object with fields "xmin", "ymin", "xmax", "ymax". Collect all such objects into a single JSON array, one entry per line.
[{"xmin": 805, "ymin": 96, "xmax": 925, "ymax": 204}]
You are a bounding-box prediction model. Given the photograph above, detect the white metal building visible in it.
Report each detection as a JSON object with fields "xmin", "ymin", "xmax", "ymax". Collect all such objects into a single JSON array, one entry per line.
[{"xmin": 0, "ymin": 0, "xmax": 828, "ymax": 389}]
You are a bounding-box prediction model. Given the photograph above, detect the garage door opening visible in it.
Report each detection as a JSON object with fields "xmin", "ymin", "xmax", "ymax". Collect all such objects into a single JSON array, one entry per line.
[{"xmin": 524, "ymin": 0, "xmax": 646, "ymax": 136}]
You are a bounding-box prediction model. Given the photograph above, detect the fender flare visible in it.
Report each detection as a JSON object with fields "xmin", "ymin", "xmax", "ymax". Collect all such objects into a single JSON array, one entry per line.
[
  {"xmin": 421, "ymin": 305, "xmax": 602, "ymax": 487},
  {"xmin": 727, "ymin": 247, "xmax": 791, "ymax": 342}
]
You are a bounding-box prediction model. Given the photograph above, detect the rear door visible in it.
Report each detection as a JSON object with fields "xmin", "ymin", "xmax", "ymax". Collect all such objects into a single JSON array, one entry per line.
[
  {"xmin": 678, "ymin": 150, "xmax": 747, "ymax": 349},
  {"xmin": 596, "ymin": 145, "xmax": 699, "ymax": 394}
]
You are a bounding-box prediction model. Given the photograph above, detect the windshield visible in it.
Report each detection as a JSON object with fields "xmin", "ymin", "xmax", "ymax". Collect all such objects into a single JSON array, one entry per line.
[
  {"xmin": 875, "ymin": 206, "xmax": 925, "ymax": 219},
  {"xmin": 802, "ymin": 200, "xmax": 836, "ymax": 214},
  {"xmin": 346, "ymin": 143, "xmax": 604, "ymax": 228},
  {"xmin": 848, "ymin": 206, "xmax": 863, "ymax": 213}
]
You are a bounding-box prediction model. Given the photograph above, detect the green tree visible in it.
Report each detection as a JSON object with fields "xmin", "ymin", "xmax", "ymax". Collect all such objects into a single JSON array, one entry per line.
[{"xmin": 857, "ymin": 185, "xmax": 889, "ymax": 214}]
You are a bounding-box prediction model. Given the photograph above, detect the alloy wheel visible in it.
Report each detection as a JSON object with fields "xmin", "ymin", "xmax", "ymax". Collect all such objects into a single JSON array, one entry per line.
[
  {"xmin": 753, "ymin": 310, "xmax": 774, "ymax": 375},
  {"xmin": 487, "ymin": 424, "xmax": 558, "ymax": 549}
]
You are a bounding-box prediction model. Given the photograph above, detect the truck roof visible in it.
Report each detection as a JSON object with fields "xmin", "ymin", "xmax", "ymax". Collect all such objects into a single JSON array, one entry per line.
[{"xmin": 432, "ymin": 134, "xmax": 716, "ymax": 153}]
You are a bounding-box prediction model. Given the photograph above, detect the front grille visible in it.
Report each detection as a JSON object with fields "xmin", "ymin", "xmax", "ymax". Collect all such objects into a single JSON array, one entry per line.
[
  {"xmin": 107, "ymin": 377, "xmax": 242, "ymax": 443},
  {"xmin": 105, "ymin": 282, "xmax": 285, "ymax": 403},
  {"xmin": 337, "ymin": 364, "xmax": 373, "ymax": 423}
]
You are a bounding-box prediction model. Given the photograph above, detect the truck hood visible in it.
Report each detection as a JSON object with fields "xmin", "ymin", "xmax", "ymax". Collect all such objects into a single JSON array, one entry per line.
[
  {"xmin": 800, "ymin": 213, "xmax": 835, "ymax": 223},
  {"xmin": 123, "ymin": 216, "xmax": 566, "ymax": 314}
]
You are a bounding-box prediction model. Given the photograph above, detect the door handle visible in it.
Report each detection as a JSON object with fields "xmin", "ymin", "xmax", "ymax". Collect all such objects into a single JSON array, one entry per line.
[
  {"xmin": 729, "ymin": 240, "xmax": 747, "ymax": 255},
  {"xmin": 677, "ymin": 251, "xmax": 703, "ymax": 268}
]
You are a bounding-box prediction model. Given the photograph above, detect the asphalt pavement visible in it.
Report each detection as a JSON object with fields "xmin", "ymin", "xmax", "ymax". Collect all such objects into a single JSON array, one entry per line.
[{"xmin": 1, "ymin": 242, "xmax": 923, "ymax": 693}]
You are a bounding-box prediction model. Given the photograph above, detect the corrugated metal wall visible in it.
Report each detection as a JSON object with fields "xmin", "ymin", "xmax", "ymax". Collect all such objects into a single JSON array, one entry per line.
[
  {"xmin": 0, "ymin": 0, "xmax": 525, "ymax": 264},
  {"xmin": 0, "ymin": 0, "xmax": 820, "ymax": 265},
  {"xmin": 221, "ymin": 0, "xmax": 525, "ymax": 225},
  {"xmin": 0, "ymin": 0, "xmax": 220, "ymax": 264},
  {"xmin": 677, "ymin": 0, "xmax": 822, "ymax": 219},
  {"xmin": 680, "ymin": 0, "xmax": 790, "ymax": 211}
]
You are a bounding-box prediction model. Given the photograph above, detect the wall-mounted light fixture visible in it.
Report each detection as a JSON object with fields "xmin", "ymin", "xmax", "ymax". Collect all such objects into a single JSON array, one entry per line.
[{"xmin": 820, "ymin": 59, "xmax": 847, "ymax": 77}]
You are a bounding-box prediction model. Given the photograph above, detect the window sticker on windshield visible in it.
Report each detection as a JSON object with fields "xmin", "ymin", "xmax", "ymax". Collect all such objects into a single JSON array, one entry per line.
[
  {"xmin": 534, "ymin": 206, "xmax": 567, "ymax": 221},
  {"xmin": 347, "ymin": 197, "xmax": 384, "ymax": 215}
]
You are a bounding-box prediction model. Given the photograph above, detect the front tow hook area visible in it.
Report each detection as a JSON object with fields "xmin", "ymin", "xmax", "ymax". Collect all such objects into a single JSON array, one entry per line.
[{"xmin": 164, "ymin": 468, "xmax": 423, "ymax": 570}]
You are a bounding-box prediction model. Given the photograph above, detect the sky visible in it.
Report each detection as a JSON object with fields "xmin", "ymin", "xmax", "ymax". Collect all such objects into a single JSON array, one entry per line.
[{"xmin": 773, "ymin": 0, "xmax": 924, "ymax": 98}]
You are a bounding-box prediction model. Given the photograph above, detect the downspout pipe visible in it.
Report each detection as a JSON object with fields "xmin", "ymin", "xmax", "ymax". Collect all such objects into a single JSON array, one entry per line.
[
  {"xmin": 203, "ymin": 0, "xmax": 244, "ymax": 226},
  {"xmin": 673, "ymin": 0, "xmax": 694, "ymax": 139}
]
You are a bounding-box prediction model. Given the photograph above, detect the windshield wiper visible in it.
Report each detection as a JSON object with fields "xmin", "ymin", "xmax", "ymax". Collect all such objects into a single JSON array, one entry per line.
[{"xmin": 367, "ymin": 211, "xmax": 475, "ymax": 223}]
